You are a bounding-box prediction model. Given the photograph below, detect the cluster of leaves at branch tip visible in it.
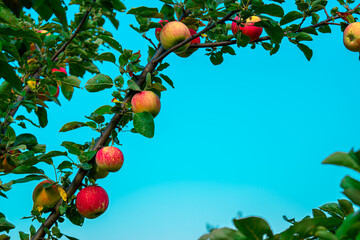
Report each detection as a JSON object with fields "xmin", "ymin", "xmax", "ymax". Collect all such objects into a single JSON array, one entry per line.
[{"xmin": 0, "ymin": 0, "xmax": 360, "ymax": 239}]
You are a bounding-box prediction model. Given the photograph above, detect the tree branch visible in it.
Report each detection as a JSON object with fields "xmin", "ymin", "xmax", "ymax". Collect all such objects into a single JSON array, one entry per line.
[
  {"xmin": 188, "ymin": 8, "xmax": 359, "ymax": 49},
  {"xmin": 31, "ymin": 44, "xmax": 166, "ymax": 240}
]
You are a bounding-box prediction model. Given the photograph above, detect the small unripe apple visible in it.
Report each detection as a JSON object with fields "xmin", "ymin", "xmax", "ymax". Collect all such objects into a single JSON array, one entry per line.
[
  {"xmin": 176, "ymin": 29, "xmax": 201, "ymax": 58},
  {"xmin": 95, "ymin": 146, "xmax": 124, "ymax": 172},
  {"xmin": 160, "ymin": 21, "xmax": 191, "ymax": 53},
  {"xmin": 232, "ymin": 16, "xmax": 263, "ymax": 42},
  {"xmin": 343, "ymin": 22, "xmax": 360, "ymax": 52},
  {"xmin": 155, "ymin": 20, "xmax": 168, "ymax": 41},
  {"xmin": 131, "ymin": 91, "xmax": 161, "ymax": 117},
  {"xmin": 76, "ymin": 186, "xmax": 109, "ymax": 219},
  {"xmin": 32, "ymin": 180, "xmax": 61, "ymax": 210}
]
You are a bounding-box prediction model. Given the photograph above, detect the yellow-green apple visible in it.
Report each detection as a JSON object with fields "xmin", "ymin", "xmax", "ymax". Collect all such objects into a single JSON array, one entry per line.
[
  {"xmin": 131, "ymin": 91, "xmax": 161, "ymax": 117},
  {"xmin": 343, "ymin": 22, "xmax": 360, "ymax": 52},
  {"xmin": 95, "ymin": 146, "xmax": 124, "ymax": 172},
  {"xmin": 32, "ymin": 180, "xmax": 61, "ymax": 210},
  {"xmin": 155, "ymin": 20, "xmax": 168, "ymax": 41},
  {"xmin": 75, "ymin": 186, "xmax": 109, "ymax": 219},
  {"xmin": 176, "ymin": 29, "xmax": 201, "ymax": 58},
  {"xmin": 160, "ymin": 21, "xmax": 191, "ymax": 53},
  {"xmin": 232, "ymin": 16, "xmax": 263, "ymax": 42}
]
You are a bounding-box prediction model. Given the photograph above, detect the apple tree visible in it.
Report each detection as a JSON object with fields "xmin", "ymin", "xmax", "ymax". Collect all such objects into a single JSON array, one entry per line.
[{"xmin": 0, "ymin": 0, "xmax": 359, "ymax": 239}]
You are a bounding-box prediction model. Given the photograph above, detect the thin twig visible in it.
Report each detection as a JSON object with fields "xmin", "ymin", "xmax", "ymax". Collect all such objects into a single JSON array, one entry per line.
[{"xmin": 142, "ymin": 34, "xmax": 157, "ymax": 49}]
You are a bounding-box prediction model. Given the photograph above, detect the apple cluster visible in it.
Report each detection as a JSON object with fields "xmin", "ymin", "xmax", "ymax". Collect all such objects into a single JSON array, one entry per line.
[{"xmin": 32, "ymin": 146, "xmax": 124, "ymax": 219}]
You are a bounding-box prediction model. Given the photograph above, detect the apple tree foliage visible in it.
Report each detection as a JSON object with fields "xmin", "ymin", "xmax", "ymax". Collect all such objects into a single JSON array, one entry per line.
[{"xmin": 0, "ymin": 0, "xmax": 359, "ymax": 239}]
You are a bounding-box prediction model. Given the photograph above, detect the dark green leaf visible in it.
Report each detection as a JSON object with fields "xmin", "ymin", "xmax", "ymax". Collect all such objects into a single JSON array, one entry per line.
[
  {"xmin": 85, "ymin": 74, "xmax": 113, "ymax": 92},
  {"xmin": 65, "ymin": 205, "xmax": 84, "ymax": 226},
  {"xmin": 48, "ymin": 0, "xmax": 68, "ymax": 29},
  {"xmin": 99, "ymin": 35, "xmax": 122, "ymax": 52},
  {"xmin": 127, "ymin": 79, "xmax": 140, "ymax": 91},
  {"xmin": 159, "ymin": 74, "xmax": 174, "ymax": 88},
  {"xmin": 13, "ymin": 134, "xmax": 37, "ymax": 147},
  {"xmin": 318, "ymin": 25, "xmax": 331, "ymax": 33},
  {"xmin": 0, "ymin": 23, "xmax": 41, "ymax": 45},
  {"xmin": 297, "ymin": 43, "xmax": 313, "ymax": 61},
  {"xmin": 133, "ymin": 112, "xmax": 155, "ymax": 138},
  {"xmin": 0, "ymin": 60, "xmax": 22, "ymax": 90},
  {"xmin": 12, "ymin": 175, "xmax": 46, "ymax": 184},
  {"xmin": 93, "ymin": 105, "xmax": 113, "ymax": 115},
  {"xmin": 338, "ymin": 199, "xmax": 354, "ymax": 216},
  {"xmin": 61, "ymin": 76, "xmax": 81, "ymax": 88},
  {"xmin": 323, "ymin": 152, "xmax": 360, "ymax": 173},
  {"xmin": 94, "ymin": 52, "xmax": 116, "ymax": 63},
  {"xmin": 11, "ymin": 166, "xmax": 44, "ymax": 174},
  {"xmin": 35, "ymin": 107, "xmax": 48, "ymax": 128},
  {"xmin": 112, "ymin": 0, "xmax": 126, "ymax": 12},
  {"xmin": 0, "ymin": 218, "xmax": 15, "ymax": 233},
  {"xmin": 280, "ymin": 11, "xmax": 303, "ymax": 25},
  {"xmin": 57, "ymin": 161, "xmax": 73, "ymax": 170},
  {"xmin": 255, "ymin": 4, "xmax": 284, "ymax": 17},
  {"xmin": 59, "ymin": 121, "xmax": 87, "ymax": 132},
  {"xmin": 233, "ymin": 217, "xmax": 273, "ymax": 240},
  {"xmin": 319, "ymin": 203, "xmax": 344, "ymax": 218}
]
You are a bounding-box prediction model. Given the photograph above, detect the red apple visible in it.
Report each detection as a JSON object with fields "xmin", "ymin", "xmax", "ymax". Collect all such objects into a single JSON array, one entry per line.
[
  {"xmin": 232, "ymin": 16, "xmax": 263, "ymax": 42},
  {"xmin": 176, "ymin": 28, "xmax": 201, "ymax": 58},
  {"xmin": 75, "ymin": 186, "xmax": 109, "ymax": 219},
  {"xmin": 52, "ymin": 67, "xmax": 67, "ymax": 75},
  {"xmin": 343, "ymin": 22, "xmax": 360, "ymax": 52},
  {"xmin": 155, "ymin": 20, "xmax": 168, "ymax": 41},
  {"xmin": 160, "ymin": 21, "xmax": 191, "ymax": 53},
  {"xmin": 95, "ymin": 146, "xmax": 124, "ymax": 172},
  {"xmin": 32, "ymin": 180, "xmax": 61, "ymax": 210},
  {"xmin": 131, "ymin": 91, "xmax": 161, "ymax": 117}
]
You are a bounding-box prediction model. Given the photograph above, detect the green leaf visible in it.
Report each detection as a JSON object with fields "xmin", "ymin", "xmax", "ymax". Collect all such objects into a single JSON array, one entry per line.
[
  {"xmin": 133, "ymin": 112, "xmax": 155, "ymax": 138},
  {"xmin": 57, "ymin": 161, "xmax": 73, "ymax": 170},
  {"xmin": 82, "ymin": 61, "xmax": 99, "ymax": 73},
  {"xmin": 295, "ymin": 32, "xmax": 313, "ymax": 41},
  {"xmin": 0, "ymin": 5, "xmax": 21, "ymax": 28},
  {"xmin": 12, "ymin": 175, "xmax": 46, "ymax": 184},
  {"xmin": 0, "ymin": 38, "xmax": 20, "ymax": 61},
  {"xmin": 199, "ymin": 227, "xmax": 245, "ymax": 240},
  {"xmin": 93, "ymin": 105, "xmax": 113, "ymax": 115},
  {"xmin": 260, "ymin": 21, "xmax": 284, "ymax": 44},
  {"xmin": 85, "ymin": 74, "xmax": 113, "ymax": 92},
  {"xmin": 99, "ymin": 35, "xmax": 122, "ymax": 52},
  {"xmin": 0, "ymin": 60, "xmax": 22, "ymax": 90},
  {"xmin": 323, "ymin": 152, "xmax": 360, "ymax": 173},
  {"xmin": 11, "ymin": 166, "xmax": 44, "ymax": 174},
  {"xmin": 0, "ymin": 218, "xmax": 15, "ymax": 232},
  {"xmin": 127, "ymin": 79, "xmax": 140, "ymax": 91},
  {"xmin": 338, "ymin": 199, "xmax": 354, "ymax": 216},
  {"xmin": 13, "ymin": 134, "xmax": 37, "ymax": 147},
  {"xmin": 210, "ymin": 52, "xmax": 224, "ymax": 65},
  {"xmin": 280, "ymin": 11, "xmax": 303, "ymax": 25},
  {"xmin": 48, "ymin": 0, "xmax": 68, "ymax": 29},
  {"xmin": 112, "ymin": 0, "xmax": 126, "ymax": 12},
  {"xmin": 340, "ymin": 176, "xmax": 360, "ymax": 206},
  {"xmin": 319, "ymin": 203, "xmax": 344, "ymax": 218},
  {"xmin": 233, "ymin": 217, "xmax": 273, "ymax": 240},
  {"xmin": 336, "ymin": 212, "xmax": 360, "ymax": 239},
  {"xmin": 61, "ymin": 141, "xmax": 82, "ymax": 156},
  {"xmin": 318, "ymin": 25, "xmax": 331, "ymax": 33},
  {"xmin": 32, "ymin": 0, "xmax": 53, "ymax": 21},
  {"xmin": 60, "ymin": 76, "xmax": 81, "ymax": 88},
  {"xmin": 255, "ymin": 4, "xmax": 284, "ymax": 17},
  {"xmin": 127, "ymin": 6, "xmax": 163, "ymax": 18},
  {"xmin": 4, "ymin": 126, "xmax": 16, "ymax": 145},
  {"xmin": 94, "ymin": 52, "xmax": 116, "ymax": 63},
  {"xmin": 296, "ymin": 43, "xmax": 313, "ymax": 61},
  {"xmin": 312, "ymin": 209, "xmax": 327, "ymax": 218},
  {"xmin": 66, "ymin": 205, "xmax": 84, "ymax": 226},
  {"xmin": 159, "ymin": 74, "xmax": 174, "ymax": 88},
  {"xmin": 59, "ymin": 121, "xmax": 87, "ymax": 132},
  {"xmin": 35, "ymin": 107, "xmax": 48, "ymax": 128}
]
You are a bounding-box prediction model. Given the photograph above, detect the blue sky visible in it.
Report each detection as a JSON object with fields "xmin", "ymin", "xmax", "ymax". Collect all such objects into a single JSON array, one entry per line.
[{"xmin": 2, "ymin": 1, "xmax": 360, "ymax": 239}]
